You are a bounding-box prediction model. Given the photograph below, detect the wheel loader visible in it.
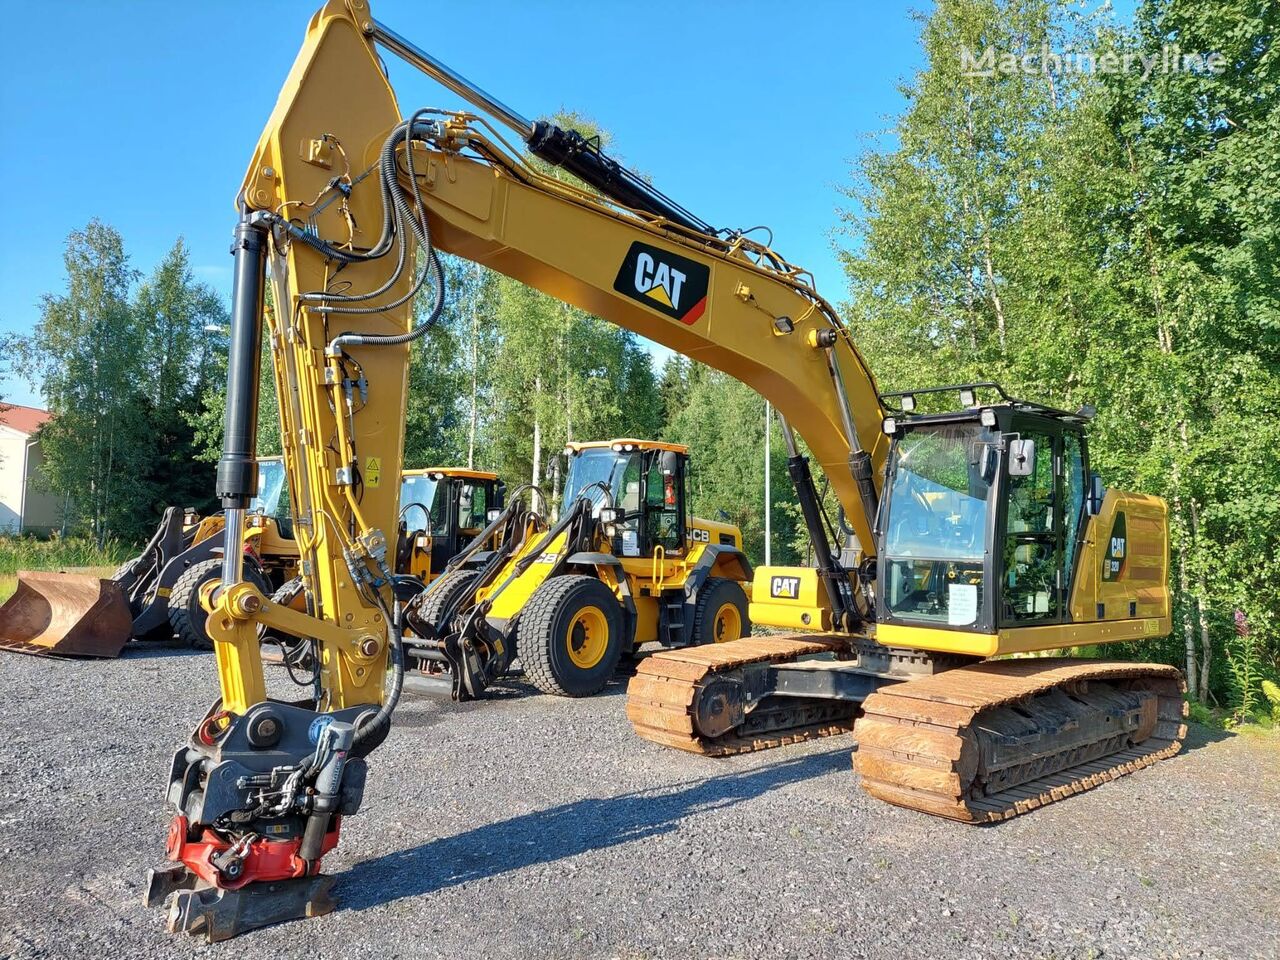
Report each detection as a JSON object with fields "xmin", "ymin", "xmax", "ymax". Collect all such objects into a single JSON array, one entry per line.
[
  {"xmin": 395, "ymin": 467, "xmax": 505, "ymax": 584},
  {"xmin": 263, "ymin": 466, "xmax": 506, "ymax": 666},
  {"xmin": 0, "ymin": 457, "xmax": 297, "ymax": 658},
  {"xmin": 401, "ymin": 439, "xmax": 751, "ymax": 700},
  {"xmin": 144, "ymin": 2, "xmax": 1186, "ymax": 939}
]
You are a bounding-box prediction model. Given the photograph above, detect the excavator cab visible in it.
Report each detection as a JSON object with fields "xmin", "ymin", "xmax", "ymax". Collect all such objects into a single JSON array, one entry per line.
[{"xmin": 874, "ymin": 383, "xmax": 1169, "ymax": 656}]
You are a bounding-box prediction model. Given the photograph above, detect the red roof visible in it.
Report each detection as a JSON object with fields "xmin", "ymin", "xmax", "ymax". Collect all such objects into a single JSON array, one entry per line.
[{"xmin": 0, "ymin": 404, "xmax": 52, "ymax": 436}]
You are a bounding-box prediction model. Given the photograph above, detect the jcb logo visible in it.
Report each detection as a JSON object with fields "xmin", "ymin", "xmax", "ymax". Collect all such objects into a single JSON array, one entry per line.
[
  {"xmin": 614, "ymin": 241, "xmax": 710, "ymax": 325},
  {"xmin": 770, "ymin": 576, "xmax": 801, "ymax": 600},
  {"xmin": 688, "ymin": 527, "xmax": 710, "ymax": 544}
]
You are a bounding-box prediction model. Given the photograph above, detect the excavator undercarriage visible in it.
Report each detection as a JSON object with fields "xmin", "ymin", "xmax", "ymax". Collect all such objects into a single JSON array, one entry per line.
[{"xmin": 627, "ymin": 637, "xmax": 1186, "ymax": 819}]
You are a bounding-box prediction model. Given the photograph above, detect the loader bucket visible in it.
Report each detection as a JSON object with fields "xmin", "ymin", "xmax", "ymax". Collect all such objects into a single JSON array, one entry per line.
[{"xmin": 0, "ymin": 571, "xmax": 133, "ymax": 658}]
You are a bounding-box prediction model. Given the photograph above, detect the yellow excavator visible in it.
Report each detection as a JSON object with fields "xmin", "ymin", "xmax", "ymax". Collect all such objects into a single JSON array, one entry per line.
[
  {"xmin": 402, "ymin": 439, "xmax": 750, "ymax": 700},
  {"xmin": 143, "ymin": 1, "xmax": 1185, "ymax": 940}
]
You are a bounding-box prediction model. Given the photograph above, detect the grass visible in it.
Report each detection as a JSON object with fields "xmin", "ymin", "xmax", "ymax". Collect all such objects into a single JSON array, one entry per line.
[{"xmin": 0, "ymin": 535, "xmax": 134, "ymax": 603}]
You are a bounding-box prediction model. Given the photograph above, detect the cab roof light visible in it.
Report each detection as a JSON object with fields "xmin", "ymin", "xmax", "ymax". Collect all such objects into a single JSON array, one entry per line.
[
  {"xmin": 980, "ymin": 407, "xmax": 997, "ymax": 427},
  {"xmin": 899, "ymin": 394, "xmax": 916, "ymax": 413},
  {"xmin": 959, "ymin": 388, "xmax": 977, "ymax": 407},
  {"xmin": 882, "ymin": 416, "xmax": 898, "ymax": 435}
]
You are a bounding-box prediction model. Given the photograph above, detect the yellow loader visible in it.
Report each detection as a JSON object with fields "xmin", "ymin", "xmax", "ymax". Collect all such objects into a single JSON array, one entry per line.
[
  {"xmin": 402, "ymin": 439, "xmax": 751, "ymax": 700},
  {"xmin": 0, "ymin": 457, "xmax": 297, "ymax": 657}
]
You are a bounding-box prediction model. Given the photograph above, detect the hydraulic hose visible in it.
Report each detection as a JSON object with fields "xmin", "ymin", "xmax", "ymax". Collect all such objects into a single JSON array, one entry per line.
[{"xmin": 350, "ymin": 596, "xmax": 405, "ymax": 751}]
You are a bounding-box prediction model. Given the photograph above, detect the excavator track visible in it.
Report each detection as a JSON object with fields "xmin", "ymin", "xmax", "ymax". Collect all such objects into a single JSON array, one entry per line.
[
  {"xmin": 625, "ymin": 636, "xmax": 857, "ymax": 756},
  {"xmin": 855, "ymin": 658, "xmax": 1187, "ymax": 822}
]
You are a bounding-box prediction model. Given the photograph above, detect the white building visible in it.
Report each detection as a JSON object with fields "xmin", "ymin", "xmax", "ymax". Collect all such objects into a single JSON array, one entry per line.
[{"xmin": 0, "ymin": 405, "xmax": 63, "ymax": 535}]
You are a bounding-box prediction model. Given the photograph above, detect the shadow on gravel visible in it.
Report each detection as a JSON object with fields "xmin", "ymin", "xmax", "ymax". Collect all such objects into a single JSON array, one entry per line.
[
  {"xmin": 1180, "ymin": 721, "xmax": 1233, "ymax": 752},
  {"xmin": 337, "ymin": 746, "xmax": 850, "ymax": 910},
  {"xmin": 399, "ymin": 670, "xmax": 632, "ymax": 709}
]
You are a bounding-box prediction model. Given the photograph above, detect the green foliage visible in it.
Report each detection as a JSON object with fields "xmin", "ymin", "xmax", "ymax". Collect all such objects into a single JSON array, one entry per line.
[
  {"xmin": 1263, "ymin": 680, "xmax": 1280, "ymax": 721},
  {"xmin": 667, "ymin": 367, "xmax": 800, "ymax": 565},
  {"xmin": 14, "ymin": 225, "xmax": 229, "ymax": 543},
  {"xmin": 839, "ymin": 0, "xmax": 1280, "ymax": 711},
  {"xmin": 16, "ymin": 222, "xmax": 152, "ymax": 543},
  {"xmin": 0, "ymin": 534, "xmax": 133, "ymax": 577}
]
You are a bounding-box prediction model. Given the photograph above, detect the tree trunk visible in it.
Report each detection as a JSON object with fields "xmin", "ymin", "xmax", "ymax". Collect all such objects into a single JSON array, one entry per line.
[
  {"xmin": 1199, "ymin": 606, "xmax": 1213, "ymax": 705},
  {"xmin": 467, "ymin": 298, "xmax": 479, "ymax": 469},
  {"xmin": 531, "ymin": 374, "xmax": 542, "ymax": 489},
  {"xmin": 981, "ymin": 232, "xmax": 1007, "ymax": 355}
]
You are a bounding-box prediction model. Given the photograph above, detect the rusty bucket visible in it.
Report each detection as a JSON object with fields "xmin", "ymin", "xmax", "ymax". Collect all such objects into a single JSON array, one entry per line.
[{"xmin": 0, "ymin": 571, "xmax": 133, "ymax": 658}]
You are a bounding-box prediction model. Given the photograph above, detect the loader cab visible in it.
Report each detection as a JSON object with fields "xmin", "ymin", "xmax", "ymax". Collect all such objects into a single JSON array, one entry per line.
[
  {"xmin": 248, "ymin": 456, "xmax": 293, "ymax": 539},
  {"xmin": 875, "ymin": 384, "xmax": 1093, "ymax": 635},
  {"xmin": 562, "ymin": 440, "xmax": 687, "ymax": 559},
  {"xmin": 399, "ymin": 468, "xmax": 504, "ymax": 579}
]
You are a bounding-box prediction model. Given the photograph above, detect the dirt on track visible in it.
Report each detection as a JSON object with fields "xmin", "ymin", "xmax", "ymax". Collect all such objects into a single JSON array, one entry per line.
[{"xmin": 0, "ymin": 646, "xmax": 1276, "ymax": 960}]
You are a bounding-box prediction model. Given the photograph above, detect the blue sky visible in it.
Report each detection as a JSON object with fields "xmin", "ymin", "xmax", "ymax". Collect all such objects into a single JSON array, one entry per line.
[{"xmin": 0, "ymin": 0, "xmax": 1120, "ymax": 409}]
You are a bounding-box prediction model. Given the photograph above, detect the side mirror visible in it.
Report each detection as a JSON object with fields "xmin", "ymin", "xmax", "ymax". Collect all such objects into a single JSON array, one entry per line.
[
  {"xmin": 486, "ymin": 508, "xmax": 502, "ymax": 523},
  {"xmin": 659, "ymin": 450, "xmax": 680, "ymax": 476},
  {"xmin": 493, "ymin": 481, "xmax": 506, "ymax": 509},
  {"xmin": 978, "ymin": 444, "xmax": 998, "ymax": 483},
  {"xmin": 1086, "ymin": 473, "xmax": 1106, "ymax": 516},
  {"xmin": 1007, "ymin": 438, "xmax": 1035, "ymax": 477},
  {"xmin": 599, "ymin": 506, "xmax": 622, "ymax": 524}
]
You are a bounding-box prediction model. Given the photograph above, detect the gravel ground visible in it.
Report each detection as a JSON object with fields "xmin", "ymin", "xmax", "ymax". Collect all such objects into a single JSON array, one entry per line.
[{"xmin": 1, "ymin": 644, "xmax": 1276, "ymax": 960}]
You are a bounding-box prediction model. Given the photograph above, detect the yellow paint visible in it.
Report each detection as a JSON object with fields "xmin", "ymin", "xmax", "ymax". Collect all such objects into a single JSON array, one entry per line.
[
  {"xmin": 749, "ymin": 566, "xmax": 834, "ymax": 632},
  {"xmin": 1069, "ymin": 490, "xmax": 1170, "ymax": 623},
  {"xmin": 565, "ymin": 605, "xmax": 609, "ymax": 668},
  {"xmin": 875, "ymin": 617, "xmax": 1172, "ymax": 658}
]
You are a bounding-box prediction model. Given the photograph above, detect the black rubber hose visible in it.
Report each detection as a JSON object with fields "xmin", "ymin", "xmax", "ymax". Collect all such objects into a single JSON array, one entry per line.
[{"xmin": 350, "ymin": 597, "xmax": 405, "ymax": 750}]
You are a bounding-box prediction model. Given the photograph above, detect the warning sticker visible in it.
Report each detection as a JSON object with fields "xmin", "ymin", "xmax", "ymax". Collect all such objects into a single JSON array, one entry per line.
[{"xmin": 364, "ymin": 456, "xmax": 382, "ymax": 487}]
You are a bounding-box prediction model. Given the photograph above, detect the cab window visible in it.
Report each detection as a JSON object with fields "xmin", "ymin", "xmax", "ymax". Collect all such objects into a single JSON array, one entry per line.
[
  {"xmin": 1063, "ymin": 432, "xmax": 1086, "ymax": 585},
  {"xmin": 459, "ymin": 483, "xmax": 487, "ymax": 530},
  {"xmin": 1002, "ymin": 430, "xmax": 1060, "ymax": 622},
  {"xmin": 645, "ymin": 458, "xmax": 682, "ymax": 553},
  {"xmin": 881, "ymin": 424, "xmax": 993, "ymax": 627}
]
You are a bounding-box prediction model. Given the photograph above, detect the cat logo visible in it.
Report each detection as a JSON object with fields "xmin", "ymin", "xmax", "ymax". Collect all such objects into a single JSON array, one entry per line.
[
  {"xmin": 1102, "ymin": 512, "xmax": 1127, "ymax": 582},
  {"xmin": 614, "ymin": 241, "xmax": 710, "ymax": 325},
  {"xmin": 770, "ymin": 575, "xmax": 802, "ymax": 600}
]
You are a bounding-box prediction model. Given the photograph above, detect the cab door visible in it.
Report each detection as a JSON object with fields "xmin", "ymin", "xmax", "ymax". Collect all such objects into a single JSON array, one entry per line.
[{"xmin": 998, "ymin": 420, "xmax": 1065, "ymax": 626}]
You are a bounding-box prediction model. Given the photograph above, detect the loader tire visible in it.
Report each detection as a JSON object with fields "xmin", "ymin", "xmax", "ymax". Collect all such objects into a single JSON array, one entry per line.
[
  {"xmin": 518, "ymin": 575, "xmax": 623, "ymax": 697},
  {"xmin": 415, "ymin": 570, "xmax": 480, "ymax": 635},
  {"xmin": 169, "ymin": 557, "xmax": 270, "ymax": 650},
  {"xmin": 690, "ymin": 577, "xmax": 751, "ymax": 646}
]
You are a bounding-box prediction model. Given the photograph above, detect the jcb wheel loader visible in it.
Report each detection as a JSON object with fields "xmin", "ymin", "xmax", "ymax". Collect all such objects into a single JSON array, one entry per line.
[
  {"xmin": 401, "ymin": 440, "xmax": 751, "ymax": 701},
  {"xmin": 144, "ymin": 3, "xmax": 1185, "ymax": 939},
  {"xmin": 262, "ymin": 466, "xmax": 505, "ymax": 666}
]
